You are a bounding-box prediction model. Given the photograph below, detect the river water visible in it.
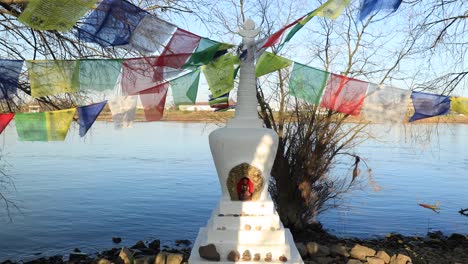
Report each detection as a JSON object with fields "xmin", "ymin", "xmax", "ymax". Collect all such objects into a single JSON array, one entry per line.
[{"xmin": 0, "ymin": 121, "xmax": 466, "ymax": 261}]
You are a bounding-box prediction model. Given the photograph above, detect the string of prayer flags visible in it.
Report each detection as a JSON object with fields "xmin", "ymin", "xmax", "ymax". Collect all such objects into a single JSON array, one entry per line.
[
  {"xmin": 288, "ymin": 63, "xmax": 329, "ymax": 104},
  {"xmin": 15, "ymin": 109, "xmax": 75, "ymax": 141},
  {"xmin": 409, "ymin": 91, "xmax": 450, "ymax": 122},
  {"xmin": 320, "ymin": 74, "xmax": 368, "ymax": 116},
  {"xmin": 183, "ymin": 38, "xmax": 232, "ymax": 68},
  {"xmin": 209, "ymin": 92, "xmax": 229, "ymax": 109},
  {"xmin": 361, "ymin": 84, "xmax": 411, "ymax": 123},
  {"xmin": 279, "ymin": 11, "xmax": 315, "ymax": 49},
  {"xmin": 0, "ymin": 60, "xmax": 23, "ymax": 100},
  {"xmin": 157, "ymin": 28, "xmax": 201, "ymax": 69},
  {"xmin": 0, "ymin": 113, "xmax": 14, "ymax": 135},
  {"xmin": 26, "ymin": 60, "xmax": 80, "ymax": 98},
  {"xmin": 79, "ymin": 59, "xmax": 122, "ymax": 91},
  {"xmin": 359, "ymin": 0, "xmax": 403, "ymax": 21},
  {"xmin": 108, "ymin": 96, "xmax": 138, "ymax": 128},
  {"xmin": 313, "ymin": 0, "xmax": 350, "ymax": 19},
  {"xmin": 202, "ymin": 53, "xmax": 239, "ymax": 98},
  {"xmin": 18, "ymin": 0, "xmax": 97, "ymax": 32},
  {"xmin": 126, "ymin": 14, "xmax": 177, "ymax": 55},
  {"xmin": 121, "ymin": 57, "xmax": 162, "ymax": 95},
  {"xmin": 138, "ymin": 82, "xmax": 169, "ymax": 121},
  {"xmin": 450, "ymin": 97, "xmax": 468, "ymax": 116},
  {"xmin": 78, "ymin": 0, "xmax": 148, "ymax": 47},
  {"xmin": 77, "ymin": 101, "xmax": 107, "ymax": 137},
  {"xmin": 260, "ymin": 16, "xmax": 306, "ymax": 49},
  {"xmin": 170, "ymin": 69, "xmax": 200, "ymax": 106},
  {"xmin": 255, "ymin": 52, "xmax": 292, "ymax": 77}
]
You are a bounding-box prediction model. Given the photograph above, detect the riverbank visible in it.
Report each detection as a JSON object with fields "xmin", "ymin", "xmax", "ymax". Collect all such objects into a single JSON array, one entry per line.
[
  {"xmin": 3, "ymin": 227, "xmax": 466, "ymax": 264},
  {"xmin": 96, "ymin": 109, "xmax": 468, "ymax": 124}
]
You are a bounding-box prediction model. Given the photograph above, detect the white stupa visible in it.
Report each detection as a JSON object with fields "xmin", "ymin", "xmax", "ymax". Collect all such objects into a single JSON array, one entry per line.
[{"xmin": 188, "ymin": 19, "xmax": 303, "ymax": 264}]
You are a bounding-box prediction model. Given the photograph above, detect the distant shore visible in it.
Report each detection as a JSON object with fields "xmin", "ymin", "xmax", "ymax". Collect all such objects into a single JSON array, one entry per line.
[{"xmin": 96, "ymin": 109, "xmax": 468, "ymax": 124}]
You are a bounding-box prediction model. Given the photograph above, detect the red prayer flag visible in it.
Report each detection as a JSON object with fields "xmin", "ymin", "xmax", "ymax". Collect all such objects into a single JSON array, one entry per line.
[
  {"xmin": 320, "ymin": 74, "xmax": 368, "ymax": 116},
  {"xmin": 122, "ymin": 57, "xmax": 164, "ymax": 95},
  {"xmin": 139, "ymin": 82, "xmax": 169, "ymax": 121},
  {"xmin": 157, "ymin": 28, "xmax": 201, "ymax": 69},
  {"xmin": 261, "ymin": 15, "xmax": 306, "ymax": 48},
  {"xmin": 0, "ymin": 113, "xmax": 14, "ymax": 134}
]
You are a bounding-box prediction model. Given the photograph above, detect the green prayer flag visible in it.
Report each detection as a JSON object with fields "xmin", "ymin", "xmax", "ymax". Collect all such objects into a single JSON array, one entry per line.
[
  {"xmin": 18, "ymin": 0, "xmax": 97, "ymax": 32},
  {"xmin": 202, "ymin": 54, "xmax": 239, "ymax": 98},
  {"xmin": 171, "ymin": 69, "xmax": 201, "ymax": 106},
  {"xmin": 288, "ymin": 62, "xmax": 329, "ymax": 104},
  {"xmin": 15, "ymin": 112, "xmax": 48, "ymax": 141},
  {"xmin": 79, "ymin": 59, "xmax": 122, "ymax": 91},
  {"xmin": 279, "ymin": 11, "xmax": 314, "ymax": 48},
  {"xmin": 255, "ymin": 52, "xmax": 292, "ymax": 77},
  {"xmin": 183, "ymin": 38, "xmax": 233, "ymax": 68}
]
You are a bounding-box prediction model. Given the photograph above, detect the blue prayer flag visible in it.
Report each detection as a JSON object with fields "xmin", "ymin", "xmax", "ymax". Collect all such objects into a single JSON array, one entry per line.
[
  {"xmin": 359, "ymin": 0, "xmax": 402, "ymax": 21},
  {"xmin": 77, "ymin": 0, "xmax": 148, "ymax": 47},
  {"xmin": 409, "ymin": 91, "xmax": 450, "ymax": 122},
  {"xmin": 77, "ymin": 101, "xmax": 107, "ymax": 137},
  {"xmin": 0, "ymin": 60, "xmax": 23, "ymax": 100}
]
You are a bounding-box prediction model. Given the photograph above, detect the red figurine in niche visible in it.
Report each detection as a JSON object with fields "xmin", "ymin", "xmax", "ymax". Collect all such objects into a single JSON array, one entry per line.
[{"xmin": 237, "ymin": 177, "xmax": 254, "ymax": 201}]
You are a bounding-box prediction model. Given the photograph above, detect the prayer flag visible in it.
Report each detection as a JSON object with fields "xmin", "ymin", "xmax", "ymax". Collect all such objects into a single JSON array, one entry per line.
[
  {"xmin": 18, "ymin": 0, "xmax": 97, "ymax": 32},
  {"xmin": 77, "ymin": 101, "xmax": 107, "ymax": 137},
  {"xmin": 157, "ymin": 28, "xmax": 201, "ymax": 69},
  {"xmin": 278, "ymin": 12, "xmax": 314, "ymax": 49},
  {"xmin": 409, "ymin": 91, "xmax": 450, "ymax": 122},
  {"xmin": 79, "ymin": 59, "xmax": 122, "ymax": 91},
  {"xmin": 320, "ymin": 74, "xmax": 368, "ymax": 116},
  {"xmin": 78, "ymin": 0, "xmax": 148, "ymax": 47},
  {"xmin": 359, "ymin": 0, "xmax": 403, "ymax": 21},
  {"xmin": 313, "ymin": 0, "xmax": 350, "ymax": 19},
  {"xmin": 202, "ymin": 53, "xmax": 239, "ymax": 98},
  {"xmin": 261, "ymin": 16, "xmax": 306, "ymax": 49},
  {"xmin": 108, "ymin": 96, "xmax": 138, "ymax": 128},
  {"xmin": 26, "ymin": 60, "xmax": 80, "ymax": 98},
  {"xmin": 183, "ymin": 38, "xmax": 232, "ymax": 68},
  {"xmin": 171, "ymin": 69, "xmax": 200, "ymax": 106},
  {"xmin": 121, "ymin": 57, "xmax": 162, "ymax": 95},
  {"xmin": 209, "ymin": 93, "xmax": 229, "ymax": 109},
  {"xmin": 255, "ymin": 52, "xmax": 292, "ymax": 77},
  {"xmin": 288, "ymin": 63, "xmax": 329, "ymax": 104},
  {"xmin": 0, "ymin": 113, "xmax": 14, "ymax": 134},
  {"xmin": 0, "ymin": 60, "xmax": 23, "ymax": 100},
  {"xmin": 127, "ymin": 14, "xmax": 177, "ymax": 55},
  {"xmin": 450, "ymin": 97, "xmax": 468, "ymax": 115},
  {"xmin": 15, "ymin": 109, "xmax": 76, "ymax": 141},
  {"xmin": 139, "ymin": 82, "xmax": 169, "ymax": 121},
  {"xmin": 361, "ymin": 84, "xmax": 411, "ymax": 123}
]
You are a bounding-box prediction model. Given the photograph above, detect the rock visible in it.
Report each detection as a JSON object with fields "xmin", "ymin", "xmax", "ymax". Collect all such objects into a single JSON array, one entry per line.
[
  {"xmin": 166, "ymin": 253, "xmax": 183, "ymax": 264},
  {"xmin": 136, "ymin": 248, "xmax": 157, "ymax": 256},
  {"xmin": 112, "ymin": 237, "xmax": 122, "ymax": 244},
  {"xmin": 131, "ymin": 240, "xmax": 147, "ymax": 250},
  {"xmin": 69, "ymin": 252, "xmax": 88, "ymax": 263},
  {"xmin": 242, "ymin": 250, "xmax": 252, "ymax": 261},
  {"xmin": 295, "ymin": 242, "xmax": 308, "ymax": 257},
  {"xmin": 135, "ymin": 256, "xmax": 154, "ymax": 264},
  {"xmin": 198, "ymin": 244, "xmax": 220, "ymax": 261},
  {"xmin": 148, "ymin": 240, "xmax": 161, "ymax": 251},
  {"xmin": 279, "ymin": 255, "xmax": 287, "ymax": 262},
  {"xmin": 427, "ymin": 231, "xmax": 444, "ymax": 239},
  {"xmin": 366, "ymin": 257, "xmax": 385, "ymax": 264},
  {"xmin": 253, "ymin": 253, "xmax": 261, "ymax": 261},
  {"xmin": 96, "ymin": 259, "xmax": 111, "ymax": 264},
  {"xmin": 264, "ymin": 252, "xmax": 272, "ymax": 262},
  {"xmin": 118, "ymin": 248, "xmax": 134, "ymax": 264},
  {"xmin": 175, "ymin": 240, "xmax": 191, "ymax": 246},
  {"xmin": 448, "ymin": 233, "xmax": 466, "ymax": 241},
  {"xmin": 389, "ymin": 254, "xmax": 412, "ymax": 264},
  {"xmin": 346, "ymin": 260, "xmax": 363, "ymax": 264},
  {"xmin": 313, "ymin": 256, "xmax": 333, "ymax": 264},
  {"xmin": 350, "ymin": 244, "xmax": 376, "ymax": 261},
  {"xmin": 73, "ymin": 248, "xmax": 81, "ymax": 253},
  {"xmin": 307, "ymin": 242, "xmax": 319, "ymax": 255},
  {"xmin": 375, "ymin": 251, "xmax": 390, "ymax": 263},
  {"xmin": 227, "ymin": 250, "xmax": 240, "ymax": 262},
  {"xmin": 155, "ymin": 252, "xmax": 168, "ymax": 264},
  {"xmin": 329, "ymin": 244, "xmax": 349, "ymax": 257},
  {"xmin": 1, "ymin": 261, "xmax": 15, "ymax": 264}
]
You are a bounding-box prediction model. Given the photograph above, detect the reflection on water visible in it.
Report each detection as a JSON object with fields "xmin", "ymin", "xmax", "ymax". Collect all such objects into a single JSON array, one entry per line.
[{"xmin": 0, "ymin": 122, "xmax": 467, "ymax": 261}]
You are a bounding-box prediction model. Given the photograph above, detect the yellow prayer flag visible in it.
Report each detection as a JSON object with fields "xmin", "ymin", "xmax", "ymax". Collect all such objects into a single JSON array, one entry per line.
[
  {"xmin": 450, "ymin": 97, "xmax": 468, "ymax": 115},
  {"xmin": 312, "ymin": 0, "xmax": 350, "ymax": 19},
  {"xmin": 45, "ymin": 108, "xmax": 76, "ymax": 141}
]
